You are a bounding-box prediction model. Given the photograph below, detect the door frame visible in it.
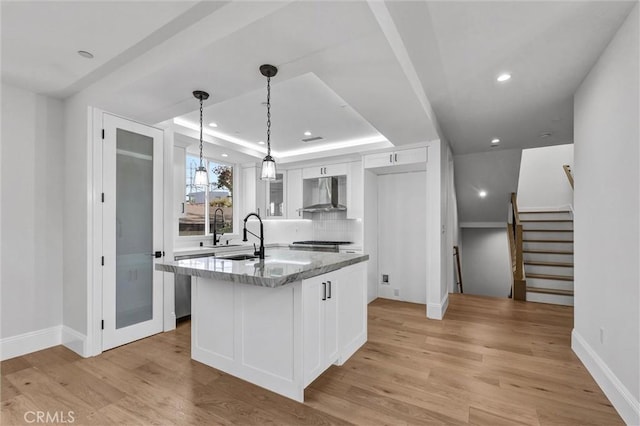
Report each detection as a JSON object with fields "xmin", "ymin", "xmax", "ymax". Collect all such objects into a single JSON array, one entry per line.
[{"xmin": 87, "ymin": 108, "xmax": 175, "ymax": 357}]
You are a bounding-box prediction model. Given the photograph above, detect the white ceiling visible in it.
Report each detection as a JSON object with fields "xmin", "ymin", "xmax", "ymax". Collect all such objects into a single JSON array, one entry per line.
[
  {"xmin": 1, "ymin": 1, "xmax": 201, "ymax": 95},
  {"xmin": 176, "ymin": 72, "xmax": 386, "ymax": 157},
  {"xmin": 2, "ymin": 1, "xmax": 635, "ymax": 220},
  {"xmin": 387, "ymin": 0, "xmax": 636, "ymax": 155},
  {"xmin": 454, "ymin": 149, "xmax": 523, "ymax": 222}
]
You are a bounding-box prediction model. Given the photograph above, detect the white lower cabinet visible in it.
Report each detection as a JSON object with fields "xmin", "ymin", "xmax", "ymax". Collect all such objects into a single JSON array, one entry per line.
[
  {"xmin": 191, "ymin": 261, "xmax": 367, "ymax": 402},
  {"xmin": 302, "ymin": 272, "xmax": 339, "ymax": 387}
]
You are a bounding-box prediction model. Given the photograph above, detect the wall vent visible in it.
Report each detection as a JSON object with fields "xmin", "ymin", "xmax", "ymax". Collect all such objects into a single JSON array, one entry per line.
[{"xmin": 301, "ymin": 136, "xmax": 324, "ymax": 143}]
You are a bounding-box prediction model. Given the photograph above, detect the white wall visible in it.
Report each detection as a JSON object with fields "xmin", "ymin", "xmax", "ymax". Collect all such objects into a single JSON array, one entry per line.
[
  {"xmin": 517, "ymin": 144, "xmax": 574, "ymax": 209},
  {"xmin": 1, "ymin": 83, "xmax": 64, "ymax": 357},
  {"xmin": 573, "ymin": 5, "xmax": 639, "ymax": 425},
  {"xmin": 460, "ymin": 227, "xmax": 512, "ymax": 298}
]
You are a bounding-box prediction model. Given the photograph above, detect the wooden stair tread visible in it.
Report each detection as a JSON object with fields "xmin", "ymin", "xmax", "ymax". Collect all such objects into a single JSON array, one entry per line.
[
  {"xmin": 519, "ymin": 210, "xmax": 571, "ymax": 214},
  {"xmin": 527, "ymin": 273, "xmax": 574, "ymax": 281},
  {"xmin": 525, "ymin": 260, "xmax": 574, "ymax": 267},
  {"xmin": 524, "ymin": 249, "xmax": 574, "ymax": 255},
  {"xmin": 527, "ymin": 286, "xmax": 574, "ymax": 296},
  {"xmin": 520, "ymin": 219, "xmax": 573, "ymax": 223},
  {"xmin": 524, "ymin": 229, "xmax": 573, "ymax": 232},
  {"xmin": 523, "ymin": 239, "xmax": 574, "ymax": 243}
]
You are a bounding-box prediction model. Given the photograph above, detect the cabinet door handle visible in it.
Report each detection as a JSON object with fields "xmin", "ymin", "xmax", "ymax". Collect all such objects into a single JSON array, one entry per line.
[
  {"xmin": 181, "ymin": 202, "xmax": 185, "ymax": 214},
  {"xmin": 395, "ymin": 153, "xmax": 398, "ymax": 162},
  {"xmin": 322, "ymin": 282, "xmax": 327, "ymax": 300},
  {"xmin": 327, "ymin": 280, "xmax": 332, "ymax": 299},
  {"xmin": 389, "ymin": 154, "xmax": 393, "ymax": 163}
]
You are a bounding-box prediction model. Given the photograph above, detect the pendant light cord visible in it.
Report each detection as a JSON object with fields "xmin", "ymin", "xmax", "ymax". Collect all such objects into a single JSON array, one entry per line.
[
  {"xmin": 266, "ymin": 76, "xmax": 271, "ymax": 156},
  {"xmin": 199, "ymin": 97, "xmax": 204, "ymax": 168}
]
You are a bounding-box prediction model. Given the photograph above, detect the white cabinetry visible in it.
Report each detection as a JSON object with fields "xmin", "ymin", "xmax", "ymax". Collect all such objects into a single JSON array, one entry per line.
[
  {"xmin": 346, "ymin": 161, "xmax": 363, "ymax": 219},
  {"xmin": 265, "ymin": 172, "xmax": 285, "ymax": 218},
  {"xmin": 286, "ymin": 169, "xmax": 303, "ymax": 218},
  {"xmin": 302, "ymin": 272, "xmax": 338, "ymax": 386},
  {"xmin": 191, "ymin": 261, "xmax": 367, "ymax": 402},
  {"xmin": 303, "ymin": 162, "xmax": 348, "ymax": 179},
  {"xmin": 364, "ymin": 147, "xmax": 427, "ymax": 173},
  {"xmin": 241, "ymin": 164, "xmax": 266, "ymax": 217}
]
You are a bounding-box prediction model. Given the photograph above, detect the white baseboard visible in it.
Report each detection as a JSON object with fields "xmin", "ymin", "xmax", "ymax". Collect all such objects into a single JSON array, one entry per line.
[
  {"xmin": 427, "ymin": 293, "xmax": 449, "ymax": 320},
  {"xmin": 0, "ymin": 326, "xmax": 62, "ymax": 361},
  {"xmin": 61, "ymin": 326, "xmax": 88, "ymax": 357},
  {"xmin": 572, "ymin": 329, "xmax": 640, "ymax": 425}
]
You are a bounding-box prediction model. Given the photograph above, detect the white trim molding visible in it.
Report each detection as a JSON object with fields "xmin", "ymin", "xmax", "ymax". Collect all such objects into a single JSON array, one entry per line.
[
  {"xmin": 460, "ymin": 222, "xmax": 506, "ymax": 228},
  {"xmin": 62, "ymin": 326, "xmax": 88, "ymax": 358},
  {"xmin": 572, "ymin": 329, "xmax": 640, "ymax": 425},
  {"xmin": 427, "ymin": 292, "xmax": 449, "ymax": 320},
  {"xmin": 0, "ymin": 326, "xmax": 62, "ymax": 361}
]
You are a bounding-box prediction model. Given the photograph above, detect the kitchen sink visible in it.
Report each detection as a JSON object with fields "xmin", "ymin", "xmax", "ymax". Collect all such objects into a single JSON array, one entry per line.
[
  {"xmin": 220, "ymin": 254, "xmax": 260, "ymax": 261},
  {"xmin": 203, "ymin": 244, "xmax": 243, "ymax": 248}
]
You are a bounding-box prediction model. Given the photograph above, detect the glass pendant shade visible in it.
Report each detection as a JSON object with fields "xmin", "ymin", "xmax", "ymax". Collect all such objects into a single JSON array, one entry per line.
[
  {"xmin": 194, "ymin": 166, "xmax": 208, "ymax": 186},
  {"xmin": 261, "ymin": 155, "xmax": 276, "ymax": 181}
]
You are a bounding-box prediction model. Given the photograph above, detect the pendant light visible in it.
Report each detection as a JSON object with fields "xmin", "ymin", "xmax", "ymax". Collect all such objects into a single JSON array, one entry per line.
[
  {"xmin": 260, "ymin": 64, "xmax": 278, "ymax": 181},
  {"xmin": 193, "ymin": 90, "xmax": 209, "ymax": 187}
]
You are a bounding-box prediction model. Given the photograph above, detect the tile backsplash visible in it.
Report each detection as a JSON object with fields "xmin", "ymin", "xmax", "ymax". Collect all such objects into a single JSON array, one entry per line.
[{"xmin": 311, "ymin": 211, "xmax": 362, "ymax": 245}]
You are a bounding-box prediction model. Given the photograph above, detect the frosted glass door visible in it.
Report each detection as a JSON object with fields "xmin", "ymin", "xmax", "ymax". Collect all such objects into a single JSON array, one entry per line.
[
  {"xmin": 115, "ymin": 129, "xmax": 154, "ymax": 328},
  {"xmin": 102, "ymin": 114, "xmax": 164, "ymax": 351}
]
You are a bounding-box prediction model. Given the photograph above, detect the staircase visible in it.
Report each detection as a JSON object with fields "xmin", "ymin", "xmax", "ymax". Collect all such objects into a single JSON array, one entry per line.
[{"xmin": 520, "ymin": 210, "xmax": 574, "ymax": 305}]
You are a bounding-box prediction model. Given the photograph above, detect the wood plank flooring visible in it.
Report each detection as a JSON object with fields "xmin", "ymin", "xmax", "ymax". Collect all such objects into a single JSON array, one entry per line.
[{"xmin": 1, "ymin": 294, "xmax": 622, "ymax": 425}]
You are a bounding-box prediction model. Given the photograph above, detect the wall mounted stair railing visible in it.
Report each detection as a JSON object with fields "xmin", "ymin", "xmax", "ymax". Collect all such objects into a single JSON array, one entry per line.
[{"xmin": 508, "ymin": 193, "xmax": 526, "ymax": 300}]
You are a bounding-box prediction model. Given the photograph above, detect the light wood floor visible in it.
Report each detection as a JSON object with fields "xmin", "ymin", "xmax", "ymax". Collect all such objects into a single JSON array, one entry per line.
[{"xmin": 1, "ymin": 294, "xmax": 622, "ymax": 425}]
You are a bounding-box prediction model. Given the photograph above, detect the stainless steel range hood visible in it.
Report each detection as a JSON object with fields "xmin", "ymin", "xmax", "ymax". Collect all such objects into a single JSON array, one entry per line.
[{"xmin": 301, "ymin": 176, "xmax": 347, "ymax": 213}]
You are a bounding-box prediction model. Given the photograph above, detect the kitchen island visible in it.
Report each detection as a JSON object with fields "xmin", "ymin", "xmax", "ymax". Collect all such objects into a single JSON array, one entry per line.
[{"xmin": 156, "ymin": 248, "xmax": 368, "ymax": 402}]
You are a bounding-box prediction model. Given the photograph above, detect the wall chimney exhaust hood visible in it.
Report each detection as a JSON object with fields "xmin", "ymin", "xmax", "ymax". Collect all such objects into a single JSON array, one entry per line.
[{"xmin": 301, "ymin": 176, "xmax": 347, "ymax": 212}]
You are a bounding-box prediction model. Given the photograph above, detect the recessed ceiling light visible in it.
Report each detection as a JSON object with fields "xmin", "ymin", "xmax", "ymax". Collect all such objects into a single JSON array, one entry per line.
[
  {"xmin": 221, "ymin": 153, "xmax": 228, "ymax": 157},
  {"xmin": 304, "ymin": 131, "xmax": 312, "ymax": 136},
  {"xmin": 258, "ymin": 141, "xmax": 265, "ymax": 145},
  {"xmin": 479, "ymin": 190, "xmax": 487, "ymax": 198},
  {"xmin": 77, "ymin": 50, "xmax": 94, "ymax": 59},
  {"xmin": 209, "ymin": 122, "xmax": 218, "ymax": 128},
  {"xmin": 491, "ymin": 138, "xmax": 500, "ymax": 144},
  {"xmin": 497, "ymin": 73, "xmax": 511, "ymax": 82}
]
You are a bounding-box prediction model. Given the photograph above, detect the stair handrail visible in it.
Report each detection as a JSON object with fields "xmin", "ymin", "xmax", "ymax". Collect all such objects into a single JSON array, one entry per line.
[
  {"xmin": 509, "ymin": 193, "xmax": 526, "ymax": 300},
  {"xmin": 453, "ymin": 246, "xmax": 463, "ymax": 293},
  {"xmin": 563, "ymin": 164, "xmax": 574, "ymax": 189}
]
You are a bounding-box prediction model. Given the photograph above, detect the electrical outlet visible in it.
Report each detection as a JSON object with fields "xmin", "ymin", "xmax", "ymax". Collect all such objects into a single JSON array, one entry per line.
[
  {"xmin": 382, "ymin": 274, "xmax": 389, "ymax": 284},
  {"xmin": 600, "ymin": 327, "xmax": 604, "ymax": 344},
  {"xmin": 394, "ymin": 289, "xmax": 399, "ymax": 297}
]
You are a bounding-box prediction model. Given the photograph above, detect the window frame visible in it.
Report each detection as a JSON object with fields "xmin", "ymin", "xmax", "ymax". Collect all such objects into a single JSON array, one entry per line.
[{"xmin": 178, "ymin": 153, "xmax": 239, "ymax": 241}]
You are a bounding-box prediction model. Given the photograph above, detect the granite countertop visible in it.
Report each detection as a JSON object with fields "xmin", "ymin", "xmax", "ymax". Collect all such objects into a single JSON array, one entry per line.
[{"xmin": 156, "ymin": 248, "xmax": 369, "ymax": 288}]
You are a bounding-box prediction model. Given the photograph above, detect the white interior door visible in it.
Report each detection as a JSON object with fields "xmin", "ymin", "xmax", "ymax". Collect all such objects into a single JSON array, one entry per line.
[{"xmin": 102, "ymin": 113, "xmax": 164, "ymax": 351}]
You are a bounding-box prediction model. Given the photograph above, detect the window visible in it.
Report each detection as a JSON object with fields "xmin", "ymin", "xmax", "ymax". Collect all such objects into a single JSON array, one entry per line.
[{"xmin": 179, "ymin": 154, "xmax": 233, "ymax": 237}]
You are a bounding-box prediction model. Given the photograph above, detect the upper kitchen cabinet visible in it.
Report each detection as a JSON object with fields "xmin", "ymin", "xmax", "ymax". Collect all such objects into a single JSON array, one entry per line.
[
  {"xmin": 302, "ymin": 162, "xmax": 348, "ymax": 179},
  {"xmin": 346, "ymin": 161, "xmax": 363, "ymax": 219},
  {"xmin": 364, "ymin": 147, "xmax": 427, "ymax": 174},
  {"xmin": 241, "ymin": 164, "xmax": 266, "ymax": 218},
  {"xmin": 286, "ymin": 169, "xmax": 303, "ymax": 218},
  {"xmin": 265, "ymin": 172, "xmax": 285, "ymax": 218}
]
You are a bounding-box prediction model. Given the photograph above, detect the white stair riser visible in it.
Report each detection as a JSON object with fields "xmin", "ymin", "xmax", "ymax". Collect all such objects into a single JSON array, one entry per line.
[
  {"xmin": 524, "ymin": 252, "xmax": 574, "ymax": 263},
  {"xmin": 525, "ymin": 264, "xmax": 574, "ymax": 276},
  {"xmin": 526, "ymin": 292, "xmax": 574, "ymax": 306},
  {"xmin": 526, "ymin": 277, "xmax": 573, "ymax": 292},
  {"xmin": 519, "ymin": 212, "xmax": 573, "ymax": 221},
  {"xmin": 522, "ymin": 231, "xmax": 573, "ymax": 241},
  {"xmin": 523, "ymin": 241, "xmax": 574, "ymax": 251},
  {"xmin": 522, "ymin": 221, "xmax": 573, "ymax": 231}
]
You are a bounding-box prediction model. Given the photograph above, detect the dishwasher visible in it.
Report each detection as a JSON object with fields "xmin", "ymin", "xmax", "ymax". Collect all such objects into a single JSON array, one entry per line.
[{"xmin": 174, "ymin": 252, "xmax": 215, "ymax": 320}]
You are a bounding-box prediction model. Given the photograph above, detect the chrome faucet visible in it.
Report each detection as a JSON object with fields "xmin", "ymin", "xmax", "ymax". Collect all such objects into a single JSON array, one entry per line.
[
  {"xmin": 242, "ymin": 212, "xmax": 265, "ymax": 259},
  {"xmin": 212, "ymin": 207, "xmax": 224, "ymax": 246}
]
